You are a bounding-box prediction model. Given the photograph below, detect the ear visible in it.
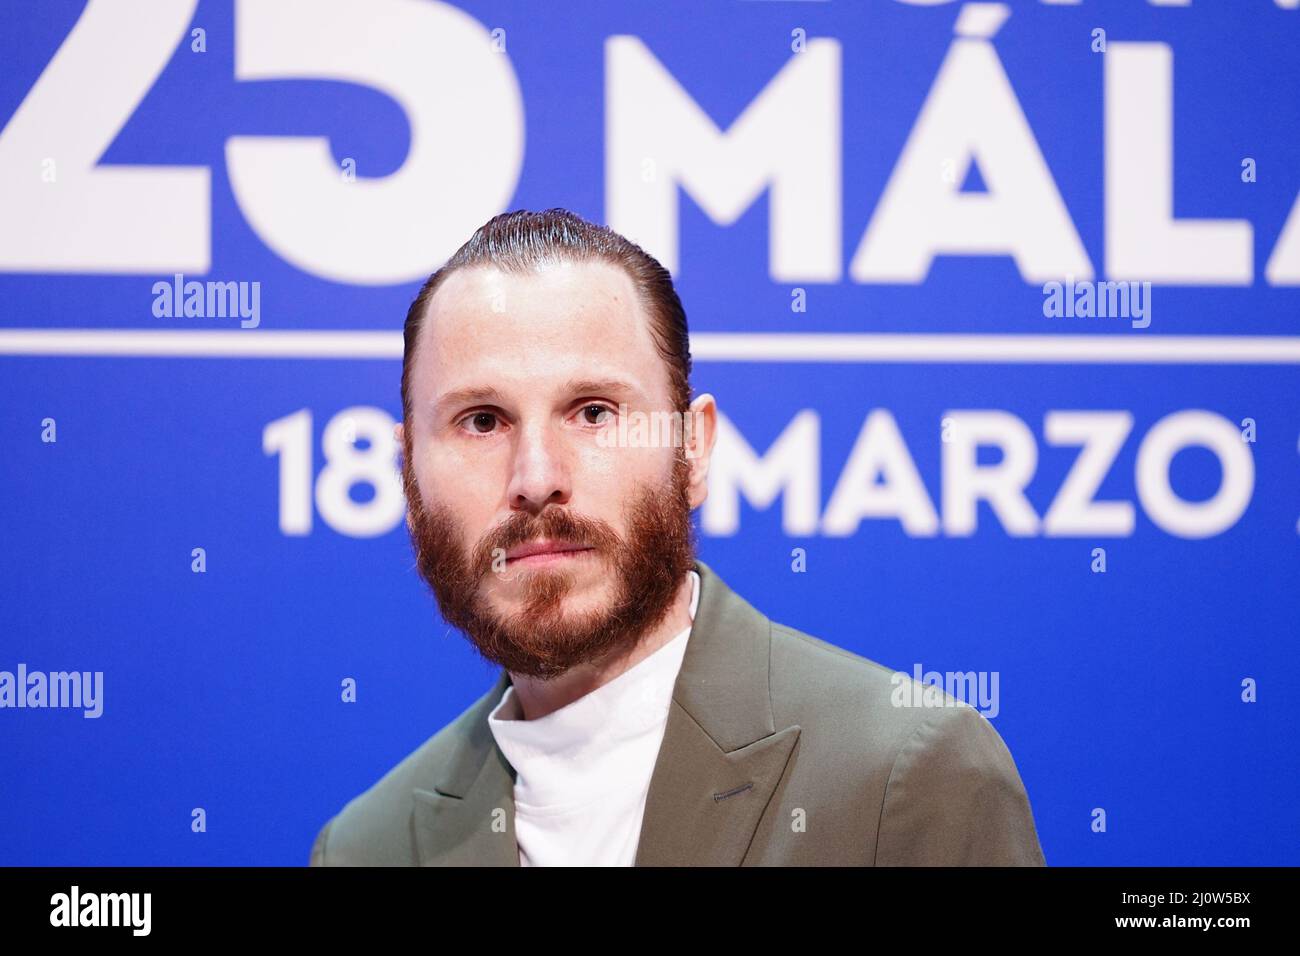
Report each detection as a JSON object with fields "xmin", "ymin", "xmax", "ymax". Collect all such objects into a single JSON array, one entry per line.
[
  {"xmin": 394, "ymin": 420, "xmax": 408, "ymax": 474},
  {"xmin": 682, "ymin": 394, "xmax": 717, "ymax": 510},
  {"xmin": 394, "ymin": 421, "xmax": 414, "ymax": 534}
]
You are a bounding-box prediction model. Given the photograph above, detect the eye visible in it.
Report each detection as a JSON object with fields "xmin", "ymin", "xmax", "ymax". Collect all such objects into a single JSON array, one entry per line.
[
  {"xmin": 578, "ymin": 403, "xmax": 613, "ymax": 426},
  {"xmin": 459, "ymin": 411, "xmax": 501, "ymax": 435}
]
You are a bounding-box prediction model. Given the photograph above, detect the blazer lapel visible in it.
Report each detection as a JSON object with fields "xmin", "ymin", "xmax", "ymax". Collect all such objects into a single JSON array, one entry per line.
[
  {"xmin": 413, "ymin": 668, "xmax": 520, "ymax": 866},
  {"xmin": 412, "ymin": 559, "xmax": 801, "ymax": 866},
  {"xmin": 633, "ymin": 560, "xmax": 801, "ymax": 865}
]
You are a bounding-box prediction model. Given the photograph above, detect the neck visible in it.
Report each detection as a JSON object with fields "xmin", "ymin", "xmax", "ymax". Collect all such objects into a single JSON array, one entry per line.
[{"xmin": 508, "ymin": 571, "xmax": 695, "ymax": 721}]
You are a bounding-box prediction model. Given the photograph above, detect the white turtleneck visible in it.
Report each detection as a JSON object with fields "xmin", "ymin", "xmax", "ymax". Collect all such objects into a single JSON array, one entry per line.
[{"xmin": 486, "ymin": 569, "xmax": 701, "ymax": 867}]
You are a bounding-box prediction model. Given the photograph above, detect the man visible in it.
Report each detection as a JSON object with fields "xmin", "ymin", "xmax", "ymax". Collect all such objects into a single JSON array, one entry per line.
[{"xmin": 309, "ymin": 208, "xmax": 1046, "ymax": 866}]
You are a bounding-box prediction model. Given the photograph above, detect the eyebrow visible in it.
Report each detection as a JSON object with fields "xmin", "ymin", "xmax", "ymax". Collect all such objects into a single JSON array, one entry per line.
[{"xmin": 430, "ymin": 377, "xmax": 642, "ymax": 418}]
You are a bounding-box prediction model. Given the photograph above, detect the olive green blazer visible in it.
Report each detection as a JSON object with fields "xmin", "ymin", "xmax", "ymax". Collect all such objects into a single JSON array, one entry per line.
[{"xmin": 310, "ymin": 559, "xmax": 1046, "ymax": 866}]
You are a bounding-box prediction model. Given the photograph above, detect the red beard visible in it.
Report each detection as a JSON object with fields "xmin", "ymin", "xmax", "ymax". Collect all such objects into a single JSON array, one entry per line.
[{"xmin": 402, "ymin": 443, "xmax": 696, "ymax": 680}]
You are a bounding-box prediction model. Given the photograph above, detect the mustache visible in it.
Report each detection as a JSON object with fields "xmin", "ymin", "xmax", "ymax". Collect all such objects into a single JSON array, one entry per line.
[{"xmin": 471, "ymin": 506, "xmax": 622, "ymax": 576}]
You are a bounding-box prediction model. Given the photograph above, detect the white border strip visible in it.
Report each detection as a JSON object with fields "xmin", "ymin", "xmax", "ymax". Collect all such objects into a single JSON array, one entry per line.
[
  {"xmin": 0, "ymin": 329, "xmax": 402, "ymax": 358},
  {"xmin": 2, "ymin": 329, "xmax": 1300, "ymax": 364},
  {"xmin": 689, "ymin": 333, "xmax": 1300, "ymax": 364}
]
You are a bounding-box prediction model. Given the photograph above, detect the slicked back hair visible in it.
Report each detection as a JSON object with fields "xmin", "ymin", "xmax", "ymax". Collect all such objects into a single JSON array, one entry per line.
[{"xmin": 400, "ymin": 208, "xmax": 693, "ymax": 432}]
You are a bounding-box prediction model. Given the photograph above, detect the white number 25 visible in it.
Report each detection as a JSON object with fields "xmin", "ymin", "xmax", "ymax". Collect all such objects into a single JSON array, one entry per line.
[{"xmin": 0, "ymin": 0, "xmax": 523, "ymax": 283}]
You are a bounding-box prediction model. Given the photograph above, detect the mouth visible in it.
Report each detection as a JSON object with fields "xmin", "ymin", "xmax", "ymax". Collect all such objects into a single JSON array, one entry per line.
[{"xmin": 503, "ymin": 539, "xmax": 596, "ymax": 568}]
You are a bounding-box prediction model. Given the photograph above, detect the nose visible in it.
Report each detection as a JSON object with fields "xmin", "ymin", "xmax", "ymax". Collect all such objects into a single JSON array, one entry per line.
[{"xmin": 506, "ymin": 418, "xmax": 572, "ymax": 514}]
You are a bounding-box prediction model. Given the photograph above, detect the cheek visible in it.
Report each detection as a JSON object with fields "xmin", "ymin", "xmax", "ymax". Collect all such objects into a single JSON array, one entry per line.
[
  {"xmin": 418, "ymin": 447, "xmax": 499, "ymax": 525},
  {"xmin": 577, "ymin": 445, "xmax": 669, "ymax": 516},
  {"xmin": 577, "ymin": 438, "xmax": 667, "ymax": 480},
  {"xmin": 576, "ymin": 444, "xmax": 620, "ymax": 483},
  {"xmin": 576, "ymin": 443, "xmax": 653, "ymax": 510},
  {"xmin": 425, "ymin": 437, "xmax": 502, "ymax": 485}
]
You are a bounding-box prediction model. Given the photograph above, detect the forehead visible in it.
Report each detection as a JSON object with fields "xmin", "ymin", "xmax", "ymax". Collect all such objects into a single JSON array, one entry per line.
[{"xmin": 411, "ymin": 259, "xmax": 670, "ymax": 407}]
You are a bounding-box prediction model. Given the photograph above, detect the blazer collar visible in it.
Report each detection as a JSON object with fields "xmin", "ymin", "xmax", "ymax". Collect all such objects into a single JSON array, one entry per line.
[{"xmin": 412, "ymin": 558, "xmax": 802, "ymax": 866}]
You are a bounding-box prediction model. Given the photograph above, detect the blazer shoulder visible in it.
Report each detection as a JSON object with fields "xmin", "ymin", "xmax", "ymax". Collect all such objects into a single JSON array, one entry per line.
[
  {"xmin": 764, "ymin": 617, "xmax": 1044, "ymax": 864},
  {"xmin": 309, "ymin": 678, "xmax": 503, "ymax": 866},
  {"xmin": 875, "ymin": 701, "xmax": 1046, "ymax": 866},
  {"xmin": 769, "ymin": 619, "xmax": 905, "ymax": 685},
  {"xmin": 767, "ymin": 619, "xmax": 940, "ymax": 747}
]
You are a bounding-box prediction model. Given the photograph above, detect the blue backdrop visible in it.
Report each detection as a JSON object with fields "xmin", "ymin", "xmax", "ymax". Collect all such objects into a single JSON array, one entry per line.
[{"xmin": 1, "ymin": 0, "xmax": 1297, "ymax": 866}]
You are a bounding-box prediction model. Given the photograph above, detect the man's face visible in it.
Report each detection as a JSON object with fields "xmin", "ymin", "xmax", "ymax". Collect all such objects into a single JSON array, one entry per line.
[{"xmin": 399, "ymin": 260, "xmax": 712, "ymax": 680}]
